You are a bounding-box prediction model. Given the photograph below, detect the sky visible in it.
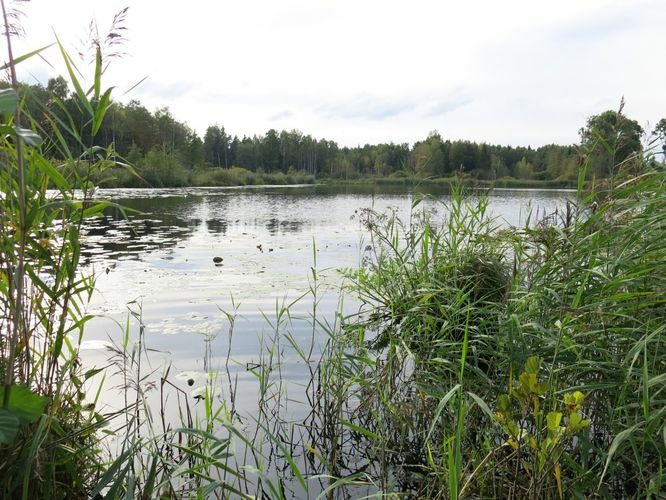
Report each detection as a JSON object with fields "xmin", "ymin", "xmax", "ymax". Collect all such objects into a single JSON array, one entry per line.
[{"xmin": 7, "ymin": 0, "xmax": 666, "ymax": 148}]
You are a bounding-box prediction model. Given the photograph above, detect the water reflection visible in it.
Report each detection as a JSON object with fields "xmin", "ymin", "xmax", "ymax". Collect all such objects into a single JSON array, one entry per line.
[
  {"xmin": 77, "ymin": 185, "xmax": 575, "ymax": 496},
  {"xmin": 205, "ymin": 219, "xmax": 228, "ymax": 234},
  {"xmin": 83, "ymin": 187, "xmax": 393, "ymax": 265},
  {"xmin": 81, "ymin": 214, "xmax": 193, "ymax": 264},
  {"xmin": 81, "ymin": 184, "xmax": 574, "ymax": 409},
  {"xmin": 265, "ymin": 217, "xmax": 307, "ymax": 235}
]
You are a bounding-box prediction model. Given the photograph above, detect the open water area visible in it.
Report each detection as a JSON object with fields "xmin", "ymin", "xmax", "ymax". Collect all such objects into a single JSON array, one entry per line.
[{"xmin": 77, "ymin": 184, "xmax": 574, "ymax": 479}]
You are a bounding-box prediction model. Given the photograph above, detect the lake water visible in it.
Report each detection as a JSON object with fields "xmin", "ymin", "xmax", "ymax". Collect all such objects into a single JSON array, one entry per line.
[{"xmin": 80, "ymin": 185, "xmax": 573, "ymax": 415}]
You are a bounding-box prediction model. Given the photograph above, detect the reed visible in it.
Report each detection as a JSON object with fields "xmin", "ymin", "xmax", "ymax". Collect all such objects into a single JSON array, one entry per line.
[
  {"xmin": 0, "ymin": 4, "xmax": 129, "ymax": 497},
  {"xmin": 1, "ymin": 6, "xmax": 663, "ymax": 498}
]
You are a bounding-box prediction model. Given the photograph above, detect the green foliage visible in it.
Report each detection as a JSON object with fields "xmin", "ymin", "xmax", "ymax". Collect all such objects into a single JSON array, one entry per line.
[
  {"xmin": 1, "ymin": 6, "xmax": 664, "ymax": 499},
  {"xmin": 192, "ymin": 165, "xmax": 314, "ymax": 186},
  {"xmin": 513, "ymin": 156, "xmax": 535, "ymax": 179},
  {"xmin": 652, "ymin": 117, "xmax": 666, "ymax": 160},
  {"xmin": 310, "ymin": 160, "xmax": 666, "ymax": 498},
  {"xmin": 0, "ymin": 385, "xmax": 47, "ymax": 443},
  {"xmin": 579, "ymin": 105, "xmax": 644, "ymax": 178},
  {"xmin": 10, "ymin": 78, "xmax": 646, "ymax": 187},
  {"xmin": 495, "ymin": 357, "xmax": 591, "ymax": 496},
  {"xmin": 140, "ymin": 147, "xmax": 189, "ymax": 187},
  {"xmin": 0, "ymin": 14, "xmax": 124, "ymax": 497}
]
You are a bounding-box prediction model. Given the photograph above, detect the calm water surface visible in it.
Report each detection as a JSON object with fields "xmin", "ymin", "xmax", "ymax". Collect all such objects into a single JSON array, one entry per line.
[{"xmin": 80, "ymin": 185, "xmax": 573, "ymax": 415}]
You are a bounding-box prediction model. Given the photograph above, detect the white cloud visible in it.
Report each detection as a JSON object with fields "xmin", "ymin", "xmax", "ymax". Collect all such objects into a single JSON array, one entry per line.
[{"xmin": 7, "ymin": 0, "xmax": 665, "ymax": 147}]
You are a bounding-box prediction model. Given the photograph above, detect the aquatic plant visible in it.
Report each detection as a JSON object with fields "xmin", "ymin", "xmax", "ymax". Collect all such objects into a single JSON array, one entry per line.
[{"xmin": 318, "ymin": 162, "xmax": 666, "ymax": 498}]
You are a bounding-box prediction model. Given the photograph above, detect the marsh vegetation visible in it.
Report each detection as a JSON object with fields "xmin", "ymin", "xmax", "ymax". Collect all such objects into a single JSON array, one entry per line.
[{"xmin": 0, "ymin": 5, "xmax": 665, "ymax": 499}]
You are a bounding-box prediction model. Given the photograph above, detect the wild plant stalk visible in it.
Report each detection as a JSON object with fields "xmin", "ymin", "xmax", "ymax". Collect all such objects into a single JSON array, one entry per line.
[
  {"xmin": 1, "ymin": 0, "xmax": 27, "ymax": 408},
  {"xmin": 0, "ymin": 8, "xmax": 142, "ymax": 497}
]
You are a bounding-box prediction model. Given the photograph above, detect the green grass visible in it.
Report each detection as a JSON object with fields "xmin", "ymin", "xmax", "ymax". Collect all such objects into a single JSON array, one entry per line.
[
  {"xmin": 311, "ymin": 163, "xmax": 665, "ymax": 498},
  {"xmin": 1, "ymin": 8, "xmax": 664, "ymax": 498}
]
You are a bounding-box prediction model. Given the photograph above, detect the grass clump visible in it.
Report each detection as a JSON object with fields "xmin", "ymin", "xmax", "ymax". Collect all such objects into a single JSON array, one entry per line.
[{"xmin": 306, "ymin": 164, "xmax": 666, "ymax": 498}]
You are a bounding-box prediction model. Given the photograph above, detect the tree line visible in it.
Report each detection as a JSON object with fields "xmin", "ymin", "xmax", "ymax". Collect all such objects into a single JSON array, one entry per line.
[{"xmin": 10, "ymin": 76, "xmax": 664, "ymax": 187}]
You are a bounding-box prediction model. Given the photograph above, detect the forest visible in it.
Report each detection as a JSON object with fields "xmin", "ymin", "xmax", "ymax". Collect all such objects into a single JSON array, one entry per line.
[{"xmin": 9, "ymin": 76, "xmax": 662, "ymax": 188}]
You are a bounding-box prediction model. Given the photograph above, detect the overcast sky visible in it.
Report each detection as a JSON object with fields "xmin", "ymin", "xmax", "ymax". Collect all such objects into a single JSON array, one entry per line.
[{"xmin": 8, "ymin": 0, "xmax": 666, "ymax": 147}]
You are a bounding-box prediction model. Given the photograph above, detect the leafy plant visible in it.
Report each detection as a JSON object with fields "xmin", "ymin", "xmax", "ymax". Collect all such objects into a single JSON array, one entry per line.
[{"xmin": 495, "ymin": 356, "xmax": 591, "ymax": 498}]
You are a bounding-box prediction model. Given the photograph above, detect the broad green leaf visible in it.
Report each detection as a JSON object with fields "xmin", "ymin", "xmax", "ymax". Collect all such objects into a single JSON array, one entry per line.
[
  {"xmin": 564, "ymin": 391, "xmax": 585, "ymax": 405},
  {"xmin": 425, "ymin": 383, "xmax": 461, "ymax": 442},
  {"xmin": 568, "ymin": 412, "xmax": 590, "ymax": 432},
  {"xmin": 468, "ymin": 391, "xmax": 496, "ymax": 422},
  {"xmin": 56, "ymin": 36, "xmax": 93, "ymax": 117},
  {"xmin": 0, "ymin": 88, "xmax": 17, "ymax": 114},
  {"xmin": 90, "ymin": 446, "xmax": 134, "ymax": 497},
  {"xmin": 599, "ymin": 423, "xmax": 641, "ymax": 486},
  {"xmin": 497, "ymin": 394, "xmax": 512, "ymax": 413},
  {"xmin": 315, "ymin": 472, "xmax": 367, "ymax": 500},
  {"xmin": 92, "ymin": 87, "xmax": 114, "ymax": 135},
  {"xmin": 547, "ymin": 411, "xmax": 562, "ymax": 432},
  {"xmin": 33, "ymin": 154, "xmax": 70, "ymax": 192},
  {"xmin": 93, "ymin": 47, "xmax": 102, "ymax": 101},
  {"xmin": 0, "ymin": 385, "xmax": 47, "ymax": 424},
  {"xmin": 564, "ymin": 391, "xmax": 585, "ymax": 412},
  {"xmin": 535, "ymin": 382, "xmax": 550, "ymax": 395},
  {"xmin": 84, "ymin": 368, "xmax": 105, "ymax": 380},
  {"xmin": 524, "ymin": 356, "xmax": 541, "ymax": 375},
  {"xmin": 341, "ymin": 418, "xmax": 382, "ymax": 440},
  {"xmin": 82, "ymin": 202, "xmax": 109, "ymax": 218},
  {"xmin": 0, "ymin": 408, "xmax": 20, "ymax": 445},
  {"xmin": 569, "ymin": 412, "xmax": 582, "ymax": 427},
  {"xmin": 519, "ymin": 372, "xmax": 538, "ymax": 392}
]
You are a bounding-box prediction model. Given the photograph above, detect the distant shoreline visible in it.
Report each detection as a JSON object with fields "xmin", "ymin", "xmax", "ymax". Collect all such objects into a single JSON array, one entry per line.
[{"xmin": 97, "ymin": 166, "xmax": 577, "ymax": 191}]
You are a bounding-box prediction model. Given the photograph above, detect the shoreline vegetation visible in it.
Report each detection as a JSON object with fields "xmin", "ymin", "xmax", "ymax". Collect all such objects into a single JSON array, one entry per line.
[
  {"xmin": 1, "ymin": 9, "xmax": 665, "ymax": 500},
  {"xmin": 8, "ymin": 69, "xmax": 665, "ymax": 191},
  {"xmin": 99, "ymin": 165, "xmax": 580, "ymax": 191}
]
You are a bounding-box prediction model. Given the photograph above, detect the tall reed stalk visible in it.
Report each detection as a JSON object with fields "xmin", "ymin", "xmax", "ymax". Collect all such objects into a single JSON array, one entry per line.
[{"xmin": 0, "ymin": 6, "xmax": 133, "ymax": 497}]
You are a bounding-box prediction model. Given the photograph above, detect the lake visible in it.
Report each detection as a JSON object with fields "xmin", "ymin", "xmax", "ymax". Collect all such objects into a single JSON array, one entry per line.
[
  {"xmin": 74, "ymin": 183, "xmax": 575, "ymax": 495},
  {"xmin": 79, "ymin": 185, "xmax": 573, "ymax": 418}
]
